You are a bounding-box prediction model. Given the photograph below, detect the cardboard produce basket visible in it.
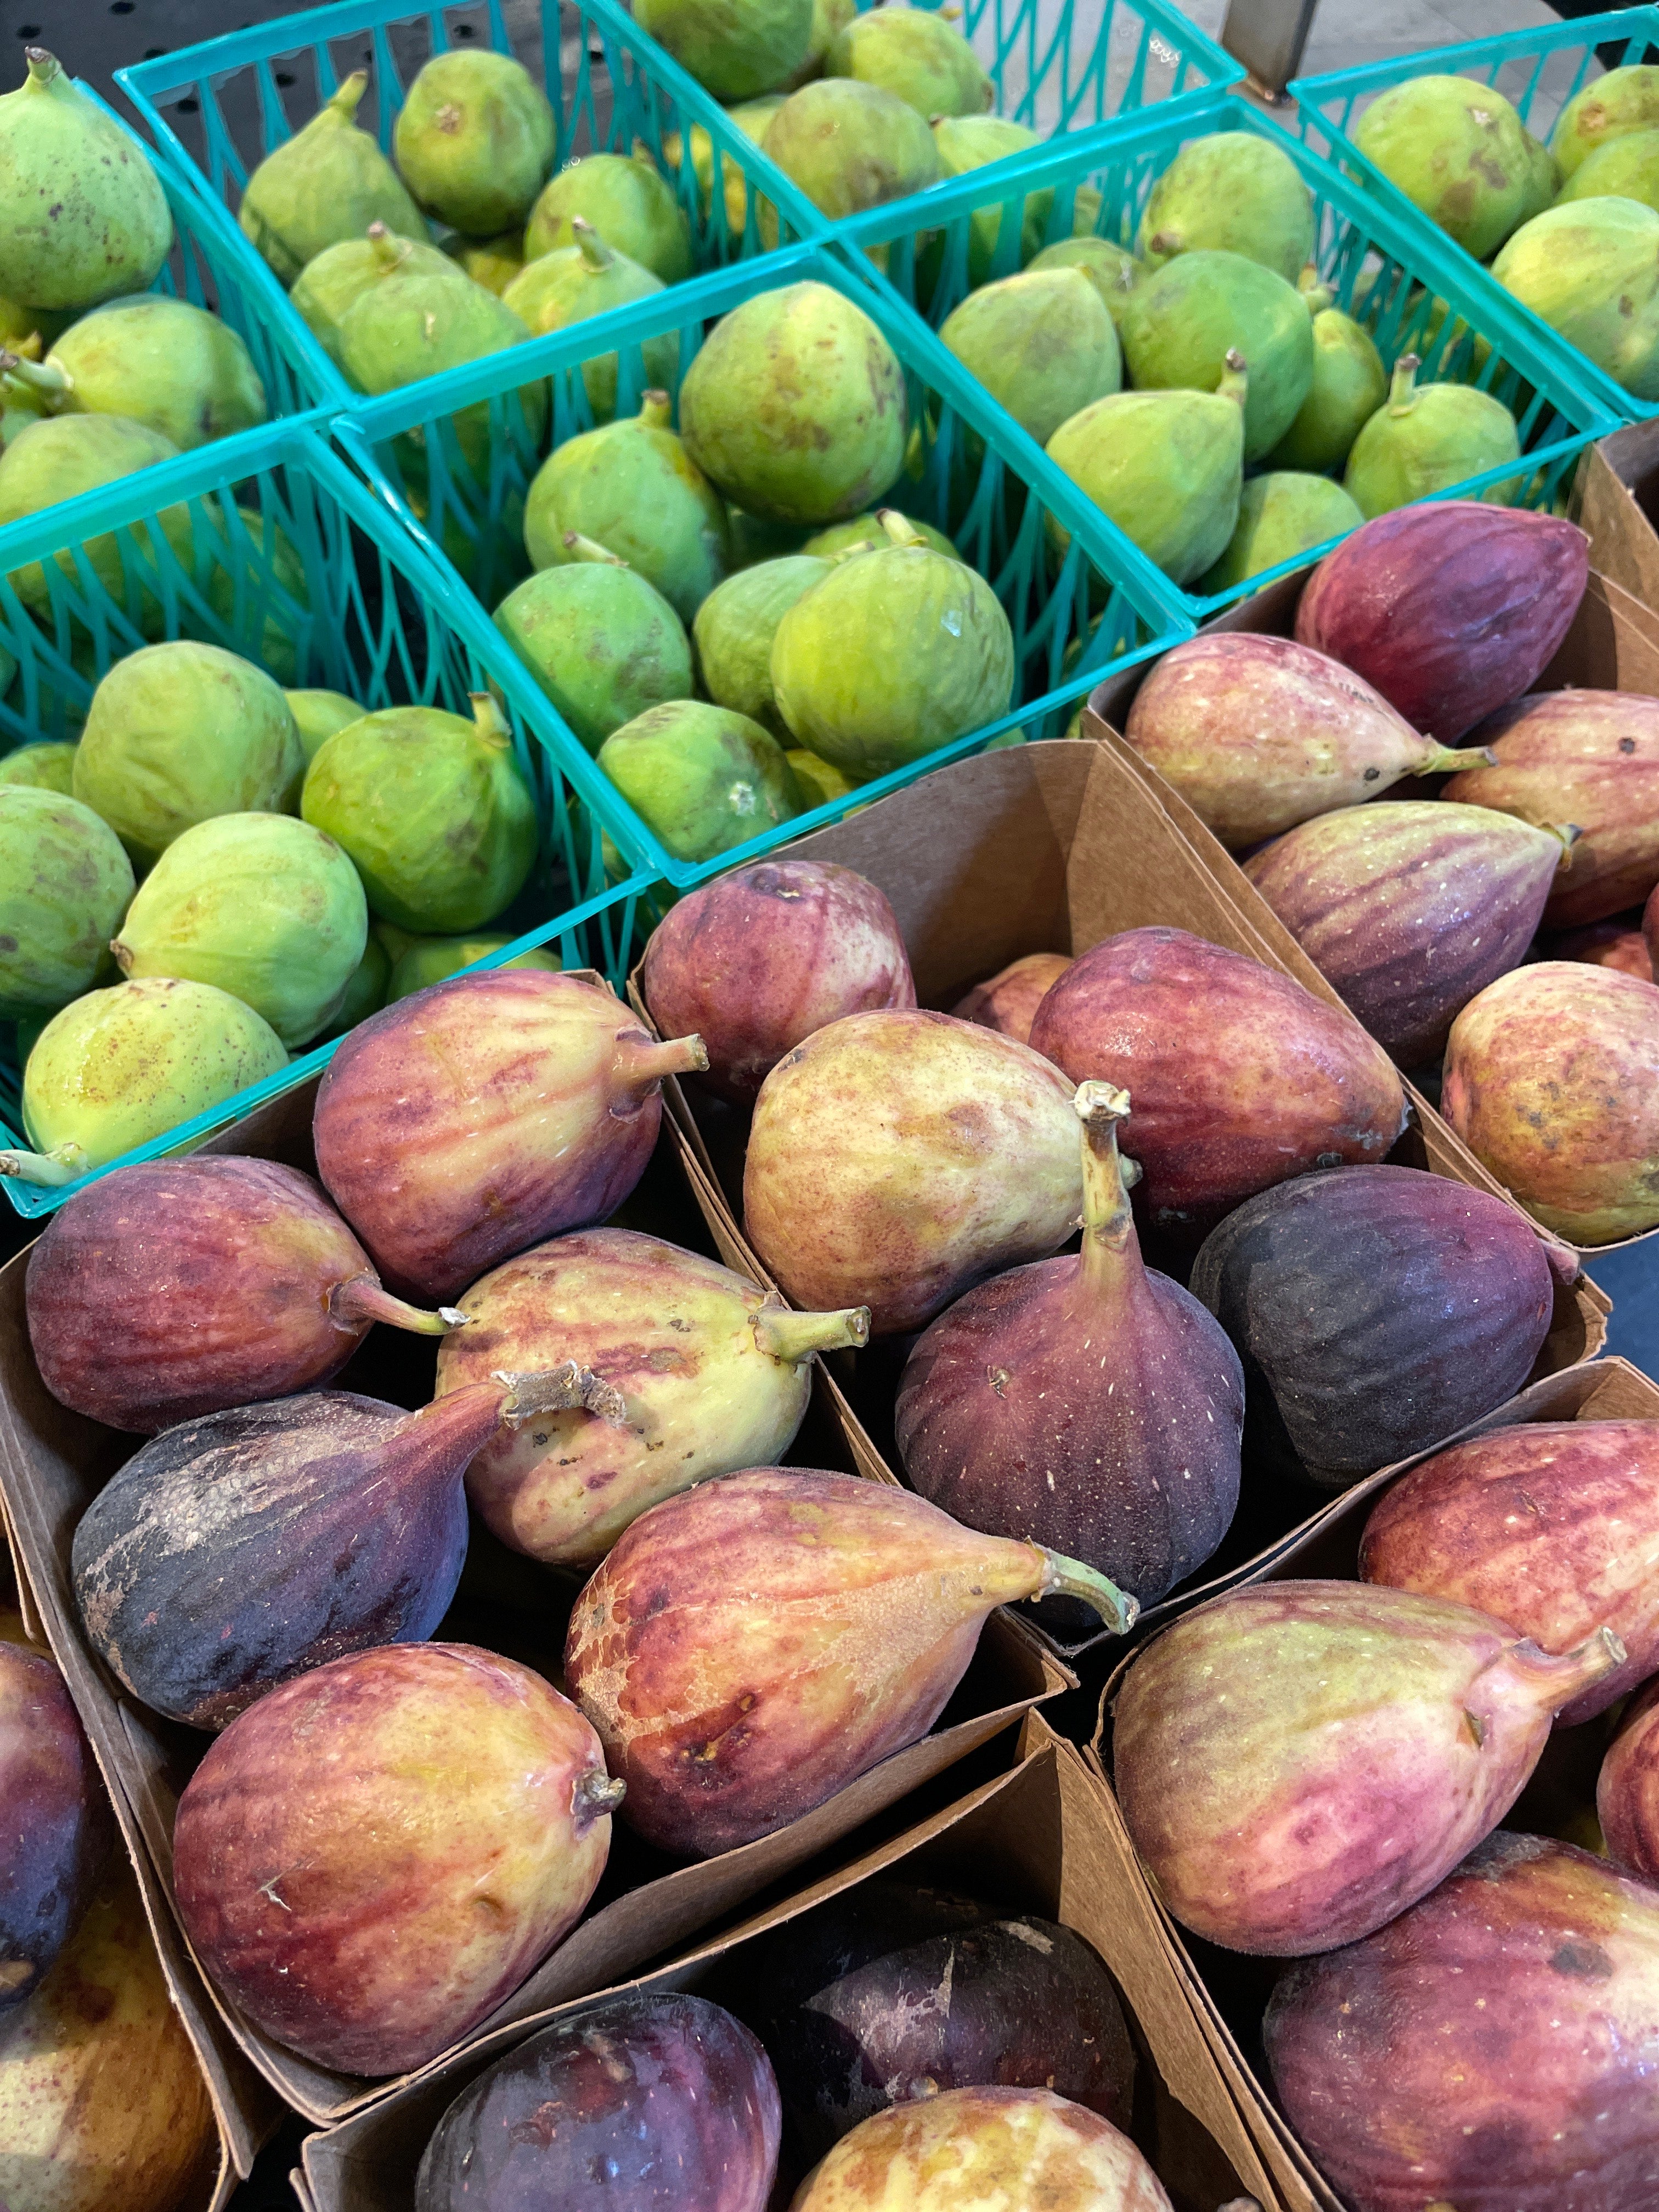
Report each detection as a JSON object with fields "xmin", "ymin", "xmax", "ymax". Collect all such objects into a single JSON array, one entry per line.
[
  {"xmin": 1576, "ymin": 422, "xmax": 1659, "ymax": 617},
  {"xmin": 297, "ymin": 1713, "xmax": 1286, "ymax": 2212}
]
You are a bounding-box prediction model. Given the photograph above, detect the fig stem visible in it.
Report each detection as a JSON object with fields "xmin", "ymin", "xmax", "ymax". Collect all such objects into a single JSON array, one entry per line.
[
  {"xmin": 1033, "ymin": 1545, "xmax": 1139, "ymax": 1634},
  {"xmin": 1387, "ymin": 352, "xmax": 1420, "ymax": 414},
  {"xmin": 877, "ymin": 509, "xmax": 924, "ymax": 551},
  {"xmin": 615, "ymin": 1030, "xmax": 709, "ymax": 1092},
  {"xmin": 1547, "ymin": 822, "xmax": 1583, "ymax": 856},
  {"xmin": 1503, "ymin": 1624, "xmax": 1626, "ymax": 1714},
  {"xmin": 494, "ymin": 1363, "xmax": 629, "ymax": 1425},
  {"xmin": 469, "ymin": 690, "xmax": 512, "ymax": 750},
  {"xmin": 752, "ymin": 1301, "xmax": 871, "ymax": 1364},
  {"xmin": 573, "ymin": 1768, "xmax": 627, "ymax": 1829},
  {"xmin": 1217, "ymin": 347, "xmax": 1248, "ymax": 409},
  {"xmin": 328, "ymin": 69, "xmax": 370, "ymax": 123},
  {"xmin": 1300, "ymin": 282, "xmax": 1334, "ymax": 317},
  {"xmin": 0, "ymin": 351, "xmax": 70, "ymax": 407},
  {"xmin": 1423, "ymin": 742, "xmax": 1498, "ymax": 774},
  {"xmin": 24, "ymin": 49, "xmax": 62, "ymax": 87},
  {"xmin": 1148, "ymin": 229, "xmax": 1181, "ymax": 255},
  {"xmin": 0, "ymin": 1143, "xmax": 86, "ymax": 1187},
  {"xmin": 329, "ymin": 1274, "xmax": 466, "ymax": 1337},
  {"xmin": 637, "ymin": 388, "xmax": 673, "ymax": 432},
  {"xmin": 366, "ymin": 221, "xmax": 407, "ymax": 270},
  {"xmin": 571, "ymin": 216, "xmax": 614, "ymax": 273},
  {"xmin": 1073, "ymin": 1079, "xmax": 1138, "ymax": 1288},
  {"xmin": 562, "ymin": 530, "xmax": 627, "ymax": 567}
]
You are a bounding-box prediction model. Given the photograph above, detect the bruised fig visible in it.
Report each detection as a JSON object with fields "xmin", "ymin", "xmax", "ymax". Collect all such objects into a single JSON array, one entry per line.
[
  {"xmin": 567, "ymin": 1469, "xmax": 1133, "ymax": 1855},
  {"xmin": 314, "ymin": 967, "xmax": 708, "ymax": 1302},
  {"xmin": 0, "ymin": 50, "xmax": 171, "ymax": 312},
  {"xmin": 1114, "ymin": 1580, "xmax": 1622, "ymax": 1955},
  {"xmin": 1123, "ymin": 631, "xmax": 1496, "ymax": 849},
  {"xmin": 951, "ymin": 952, "xmax": 1071, "ymax": 1045},
  {"xmin": 640, "ymin": 858, "xmax": 915, "ymax": 1103},
  {"xmin": 24, "ymin": 1156, "xmax": 462, "ymax": 1434},
  {"xmin": 436, "ymin": 1229, "xmax": 870, "ymax": 1566},
  {"xmin": 0, "ymin": 1640, "xmax": 110, "ymax": 2011},
  {"xmin": 895, "ymin": 1083, "xmax": 1243, "ymax": 1610}
]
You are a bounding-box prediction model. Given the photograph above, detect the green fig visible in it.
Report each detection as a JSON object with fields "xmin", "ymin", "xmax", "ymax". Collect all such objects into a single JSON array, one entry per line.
[
  {"xmin": 1556, "ymin": 127, "xmax": 1659, "ymax": 212},
  {"xmin": 0, "ymin": 50, "xmax": 171, "ymax": 313},
  {"xmin": 387, "ymin": 934, "xmax": 561, "ymax": 1001},
  {"xmin": 931, "ymin": 115, "xmax": 1048, "ymax": 284},
  {"xmin": 286, "ymin": 689, "xmax": 364, "ymax": 765},
  {"xmin": 300, "ymin": 692, "xmax": 537, "ymax": 933},
  {"xmin": 1197, "ymin": 471, "xmax": 1364, "ymax": 595},
  {"xmin": 783, "ymin": 0, "xmax": 857, "ymax": 89},
  {"xmin": 770, "ymin": 511, "xmax": 1014, "ymax": 778},
  {"xmin": 72, "ymin": 642, "xmax": 302, "ymax": 867},
  {"xmin": 940, "ymin": 265, "xmax": 1120, "ymax": 448},
  {"xmin": 0, "ymin": 297, "xmax": 267, "ymax": 451},
  {"xmin": 494, "ymin": 533, "xmax": 693, "ymax": 753},
  {"xmin": 597, "ymin": 698, "xmax": 801, "ymax": 861},
  {"xmin": 290, "ymin": 223, "xmax": 464, "ymax": 368},
  {"xmin": 662, "ymin": 98, "xmax": 781, "ymax": 242},
  {"xmin": 693, "ymin": 553, "xmax": 831, "ymax": 735},
  {"xmin": 760, "ymin": 79, "xmax": 941, "ymax": 229},
  {"xmin": 1342, "ymin": 353, "xmax": 1521, "ymax": 517},
  {"xmin": 0, "ymin": 740, "xmax": 76, "ymax": 793},
  {"xmin": 0, "ymin": 786, "xmax": 134, "ymax": 1020},
  {"xmin": 1, "ymin": 977, "xmax": 287, "ymax": 1186},
  {"xmin": 522, "ymin": 391, "xmax": 730, "ymax": 622},
  {"xmin": 1553, "ymin": 63, "xmax": 1659, "ymax": 178},
  {"xmin": 315, "ymin": 932, "xmax": 390, "ymax": 1037},
  {"xmin": 239, "ymin": 70, "xmax": 430, "ymax": 287},
  {"xmin": 1492, "ymin": 198, "xmax": 1659, "ymax": 400},
  {"xmin": 800, "ymin": 511, "xmax": 956, "ymax": 558},
  {"xmin": 524, "ymin": 153, "xmax": 693, "ymax": 285},
  {"xmin": 0, "ymin": 294, "xmax": 70, "ymax": 351},
  {"xmin": 1118, "ymin": 248, "xmax": 1314, "ymax": 464},
  {"xmin": 785, "ymin": 746, "xmax": 855, "ymax": 807},
  {"xmin": 393, "ymin": 50, "xmax": 555, "ymax": 238},
  {"xmin": 825, "ymin": 7, "xmax": 992, "ymax": 117},
  {"xmin": 1027, "ymin": 236, "xmax": 1142, "ymax": 331},
  {"xmin": 111, "ymin": 813, "xmax": 368, "ymax": 1048},
  {"xmin": 338, "ymin": 267, "xmax": 545, "ymax": 475},
  {"xmin": 680, "ymin": 280, "xmax": 906, "ymax": 524},
  {"xmin": 0, "ymin": 414, "xmax": 185, "ymax": 615},
  {"xmin": 445, "ymin": 230, "xmax": 526, "ymax": 296},
  {"xmin": 1519, "ymin": 127, "xmax": 1560, "ymax": 221},
  {"xmin": 1266, "ymin": 283, "xmax": 1386, "ymax": 475},
  {"xmin": 1353, "ymin": 74, "xmax": 1532, "ymax": 258},
  {"xmin": 501, "ymin": 220, "xmax": 675, "ymax": 420},
  {"xmin": 1137, "ymin": 131, "xmax": 1315, "ymax": 284},
  {"xmin": 632, "ymin": 0, "xmax": 814, "ymax": 101},
  {"xmin": 1045, "ymin": 353, "xmax": 1247, "ymax": 587}
]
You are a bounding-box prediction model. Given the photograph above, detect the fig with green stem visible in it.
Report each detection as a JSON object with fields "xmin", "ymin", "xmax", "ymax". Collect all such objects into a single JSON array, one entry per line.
[
  {"xmin": 1137, "ymin": 129, "xmax": 1314, "ymax": 284},
  {"xmin": 494, "ymin": 532, "xmax": 693, "ymax": 754},
  {"xmin": 824, "ymin": 9, "xmax": 991, "ymax": 119},
  {"xmin": 1342, "ymin": 353, "xmax": 1521, "ymax": 520},
  {"xmin": 1198, "ymin": 472, "xmax": 1364, "ymax": 595},
  {"xmin": 338, "ymin": 266, "xmax": 545, "ymax": 478},
  {"xmin": 290, "ymin": 222, "xmax": 464, "ymax": 368},
  {"xmin": 503, "ymin": 218, "xmax": 675, "ymax": 421},
  {"xmin": 939, "ymin": 264, "xmax": 1120, "ymax": 449},
  {"xmin": 693, "ymin": 554, "xmax": 831, "ymax": 737},
  {"xmin": 1267, "ymin": 280, "xmax": 1387, "ymax": 476},
  {"xmin": 239, "ymin": 70, "xmax": 430, "ymax": 286},
  {"xmin": 1119, "ymin": 247, "xmax": 1314, "ymax": 464},
  {"xmin": 1027, "ymin": 236, "xmax": 1142, "ymax": 332},
  {"xmin": 0, "ymin": 300, "xmax": 267, "ymax": 453},
  {"xmin": 525, "ymin": 152, "xmax": 693, "ymax": 286},
  {"xmin": 393, "ymin": 50, "xmax": 556, "ymax": 239},
  {"xmin": 286, "ymin": 689, "xmax": 363, "ymax": 765},
  {"xmin": 597, "ymin": 700, "xmax": 802, "ymax": 862}
]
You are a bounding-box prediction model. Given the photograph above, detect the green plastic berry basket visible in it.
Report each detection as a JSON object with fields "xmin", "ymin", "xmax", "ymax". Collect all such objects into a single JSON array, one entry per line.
[
  {"xmin": 324, "ymin": 235, "xmax": 1195, "ymax": 890},
  {"xmin": 836, "ymin": 93, "xmax": 1619, "ymax": 619},
  {"xmin": 0, "ymin": 414, "xmax": 658, "ymax": 1222},
  {"xmin": 1288, "ymin": 9, "xmax": 1659, "ymax": 424}
]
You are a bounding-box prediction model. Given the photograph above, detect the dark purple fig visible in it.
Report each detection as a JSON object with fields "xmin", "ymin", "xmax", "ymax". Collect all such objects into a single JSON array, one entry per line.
[
  {"xmin": 740, "ymin": 1878, "xmax": 1135, "ymax": 2164},
  {"xmin": 1265, "ymin": 1832, "xmax": 1659, "ymax": 2209},
  {"xmin": 415, "ymin": 1990, "xmax": 781, "ymax": 2211},
  {"xmin": 894, "ymin": 1080, "xmax": 1242, "ymax": 1610},
  {"xmin": 25, "ymin": 1155, "xmax": 462, "ymax": 1435},
  {"xmin": 70, "ymin": 1369, "xmax": 599, "ymax": 1728},
  {"xmin": 1243, "ymin": 800, "xmax": 1573, "ymax": 1066},
  {"xmin": 1189, "ymin": 1163, "xmax": 1557, "ymax": 1487},
  {"xmin": 0, "ymin": 1640, "xmax": 112, "ymax": 2011}
]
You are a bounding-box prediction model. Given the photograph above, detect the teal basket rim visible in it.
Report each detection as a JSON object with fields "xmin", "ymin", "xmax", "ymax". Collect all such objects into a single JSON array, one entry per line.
[{"xmin": 1288, "ymin": 10, "xmax": 1659, "ymax": 423}]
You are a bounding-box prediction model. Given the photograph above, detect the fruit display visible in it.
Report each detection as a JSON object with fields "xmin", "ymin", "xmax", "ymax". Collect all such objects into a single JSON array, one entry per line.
[{"xmin": 0, "ymin": 1637, "xmax": 110, "ymax": 2010}]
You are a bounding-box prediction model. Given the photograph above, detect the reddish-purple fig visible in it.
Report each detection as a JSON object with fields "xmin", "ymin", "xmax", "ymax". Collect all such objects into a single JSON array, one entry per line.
[
  {"xmin": 1026, "ymin": 927, "xmax": 1406, "ymax": 1239},
  {"xmin": 1361, "ymin": 1421, "xmax": 1659, "ymax": 1724},
  {"xmin": 1124, "ymin": 631, "xmax": 1494, "ymax": 849},
  {"xmin": 1265, "ymin": 1832, "xmax": 1659, "ymax": 2210},
  {"xmin": 1552, "ymin": 917, "xmax": 1654, "ymax": 979},
  {"xmin": 173, "ymin": 1643, "xmax": 623, "ymax": 2076},
  {"xmin": 314, "ymin": 968, "xmax": 708, "ymax": 1302},
  {"xmin": 24, "ymin": 1156, "xmax": 461, "ymax": 1435},
  {"xmin": 895, "ymin": 1081, "xmax": 1243, "ymax": 1609},
  {"xmin": 1114, "ymin": 1580, "xmax": 1622, "ymax": 1955},
  {"xmin": 1443, "ymin": 688, "xmax": 1659, "ymax": 928},
  {"xmin": 565, "ymin": 1468, "xmax": 1135, "ymax": 1859},
  {"xmin": 950, "ymin": 952, "xmax": 1071, "ymax": 1044},
  {"xmin": 1293, "ymin": 501, "xmax": 1590, "ymax": 741},
  {"xmin": 1190, "ymin": 1164, "xmax": 1557, "ymax": 1487},
  {"xmin": 1243, "ymin": 800, "xmax": 1571, "ymax": 1066},
  {"xmin": 640, "ymin": 860, "xmax": 916, "ymax": 1104},
  {"xmin": 415, "ymin": 1991, "xmax": 781, "ymax": 2212},
  {"xmin": 0, "ymin": 1641, "xmax": 111, "ymax": 2012},
  {"xmin": 70, "ymin": 1370, "xmax": 591, "ymax": 1730},
  {"xmin": 1599, "ymin": 1678, "xmax": 1659, "ymax": 1878},
  {"xmin": 1442, "ymin": 962, "xmax": 1659, "ymax": 1243}
]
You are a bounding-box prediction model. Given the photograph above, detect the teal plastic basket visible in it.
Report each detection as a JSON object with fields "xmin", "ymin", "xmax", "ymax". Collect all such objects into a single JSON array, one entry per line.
[
  {"xmin": 0, "ymin": 416, "xmax": 656, "ymax": 1221},
  {"xmin": 838, "ymin": 96, "xmax": 1620, "ymax": 618},
  {"xmin": 1289, "ymin": 9, "xmax": 1659, "ymax": 424},
  {"xmin": 329, "ymin": 237, "xmax": 1194, "ymax": 889}
]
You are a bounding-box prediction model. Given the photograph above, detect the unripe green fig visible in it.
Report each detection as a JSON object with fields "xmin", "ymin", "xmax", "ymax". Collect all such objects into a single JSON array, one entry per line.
[
  {"xmin": 393, "ymin": 50, "xmax": 555, "ymax": 238},
  {"xmin": 1027, "ymin": 236, "xmax": 1142, "ymax": 331},
  {"xmin": 771, "ymin": 512, "xmax": 1014, "ymax": 779},
  {"xmin": 0, "ymin": 50, "xmax": 171, "ymax": 312},
  {"xmin": 1553, "ymin": 62, "xmax": 1659, "ymax": 178},
  {"xmin": 0, "ymin": 414, "xmax": 184, "ymax": 615},
  {"xmin": 525, "ymin": 153, "xmax": 693, "ymax": 285},
  {"xmin": 1493, "ymin": 198, "xmax": 1659, "ymax": 401},
  {"xmin": 1354, "ymin": 74, "xmax": 1532, "ymax": 258},
  {"xmin": 1342, "ymin": 353, "xmax": 1521, "ymax": 518},
  {"xmin": 680, "ymin": 281, "xmax": 906, "ymax": 524},
  {"xmin": 290, "ymin": 223, "xmax": 464, "ymax": 368},
  {"xmin": 800, "ymin": 511, "xmax": 956, "ymax": 558},
  {"xmin": 239, "ymin": 70, "xmax": 430, "ymax": 286},
  {"xmin": 0, "ymin": 786, "xmax": 134, "ymax": 1021},
  {"xmin": 1267, "ymin": 283, "xmax": 1386, "ymax": 475},
  {"xmin": 387, "ymin": 934, "xmax": 561, "ymax": 1001},
  {"xmin": 1118, "ymin": 248, "xmax": 1314, "ymax": 464},
  {"xmin": 785, "ymin": 746, "xmax": 855, "ymax": 808},
  {"xmin": 663, "ymin": 98, "xmax": 781, "ymax": 240},
  {"xmin": 1197, "ymin": 472, "xmax": 1364, "ymax": 595},
  {"xmin": 633, "ymin": 0, "xmax": 814, "ymax": 102},
  {"xmin": 0, "ymin": 296, "xmax": 267, "ymax": 451},
  {"xmin": 0, "ymin": 740, "xmax": 76, "ymax": 793},
  {"xmin": 74, "ymin": 642, "xmax": 303, "ymax": 868},
  {"xmin": 286, "ymin": 689, "xmax": 363, "ymax": 765},
  {"xmin": 760, "ymin": 79, "xmax": 941, "ymax": 229},
  {"xmin": 1555, "ymin": 126, "xmax": 1659, "ymax": 211},
  {"xmin": 301, "ymin": 692, "xmax": 537, "ymax": 933},
  {"xmin": 445, "ymin": 229, "xmax": 525, "ymax": 296},
  {"xmin": 931, "ymin": 114, "xmax": 1048, "ymax": 284},
  {"xmin": 1138, "ymin": 131, "xmax": 1315, "ymax": 284},
  {"xmin": 825, "ymin": 7, "xmax": 991, "ymax": 117},
  {"xmin": 111, "ymin": 813, "xmax": 369, "ymax": 1048},
  {"xmin": 502, "ymin": 220, "xmax": 675, "ymax": 420},
  {"xmin": 693, "ymin": 554, "xmax": 830, "ymax": 736},
  {"xmin": 782, "ymin": 0, "xmax": 857, "ymax": 87},
  {"xmin": 495, "ymin": 533, "xmax": 693, "ymax": 753},
  {"xmin": 317, "ymin": 931, "xmax": 390, "ymax": 1037},
  {"xmin": 523, "ymin": 391, "xmax": 730, "ymax": 622},
  {"xmin": 597, "ymin": 699, "xmax": 802, "ymax": 861},
  {"xmin": 339, "ymin": 266, "xmax": 545, "ymax": 478},
  {"xmin": 940, "ymin": 266, "xmax": 1120, "ymax": 447},
  {"xmin": 1519, "ymin": 127, "xmax": 1560, "ymax": 220}
]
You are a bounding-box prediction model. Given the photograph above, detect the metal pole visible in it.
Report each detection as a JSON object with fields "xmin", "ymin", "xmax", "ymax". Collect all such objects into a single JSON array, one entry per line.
[{"xmin": 1220, "ymin": 0, "xmax": 1322, "ymax": 98}]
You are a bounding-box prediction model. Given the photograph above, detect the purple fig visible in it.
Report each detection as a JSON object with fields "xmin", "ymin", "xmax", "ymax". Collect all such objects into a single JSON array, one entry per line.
[
  {"xmin": 415, "ymin": 1991, "xmax": 781, "ymax": 2211},
  {"xmin": 1599, "ymin": 1677, "xmax": 1659, "ymax": 1880},
  {"xmin": 70, "ymin": 1370, "xmax": 596, "ymax": 1728},
  {"xmin": 1242, "ymin": 800, "xmax": 1572, "ymax": 1066},
  {"xmin": 894, "ymin": 1080, "xmax": 1243, "ymax": 1609},
  {"xmin": 1113, "ymin": 1579, "xmax": 1622, "ymax": 1955},
  {"xmin": 314, "ymin": 968, "xmax": 708, "ymax": 1302},
  {"xmin": 0, "ymin": 1640, "xmax": 112, "ymax": 2011},
  {"xmin": 1265, "ymin": 1832, "xmax": 1659, "ymax": 2210},
  {"xmin": 640, "ymin": 859, "xmax": 916, "ymax": 1104},
  {"xmin": 1190, "ymin": 1163, "xmax": 1558, "ymax": 1487},
  {"xmin": 24, "ymin": 1155, "xmax": 461, "ymax": 1435},
  {"xmin": 950, "ymin": 952, "xmax": 1071, "ymax": 1045}
]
